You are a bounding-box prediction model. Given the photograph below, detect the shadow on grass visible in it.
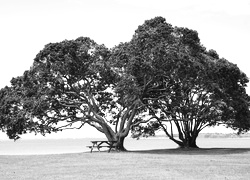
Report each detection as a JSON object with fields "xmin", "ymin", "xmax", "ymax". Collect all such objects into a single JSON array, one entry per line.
[{"xmin": 129, "ymin": 148, "xmax": 250, "ymax": 155}]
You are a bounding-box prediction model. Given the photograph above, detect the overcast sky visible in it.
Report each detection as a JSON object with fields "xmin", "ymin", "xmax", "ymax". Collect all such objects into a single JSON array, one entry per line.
[{"xmin": 0, "ymin": 0, "xmax": 250, "ymax": 139}]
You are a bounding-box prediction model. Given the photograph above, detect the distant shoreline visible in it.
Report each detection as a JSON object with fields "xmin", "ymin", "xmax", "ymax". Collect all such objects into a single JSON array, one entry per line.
[
  {"xmin": 150, "ymin": 132, "xmax": 250, "ymax": 139},
  {"xmin": 1, "ymin": 132, "xmax": 250, "ymax": 141}
]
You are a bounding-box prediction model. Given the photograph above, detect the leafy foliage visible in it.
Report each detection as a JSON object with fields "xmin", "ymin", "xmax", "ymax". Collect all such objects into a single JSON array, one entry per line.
[
  {"xmin": 1, "ymin": 17, "xmax": 249, "ymax": 150},
  {"xmin": 0, "ymin": 79, "xmax": 53, "ymax": 140},
  {"xmin": 0, "ymin": 37, "xmax": 141, "ymax": 150},
  {"xmin": 121, "ymin": 17, "xmax": 250, "ymax": 148}
]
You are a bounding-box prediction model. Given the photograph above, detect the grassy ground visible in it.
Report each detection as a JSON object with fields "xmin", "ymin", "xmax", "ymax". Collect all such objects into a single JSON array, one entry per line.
[{"xmin": 0, "ymin": 148, "xmax": 250, "ymax": 180}]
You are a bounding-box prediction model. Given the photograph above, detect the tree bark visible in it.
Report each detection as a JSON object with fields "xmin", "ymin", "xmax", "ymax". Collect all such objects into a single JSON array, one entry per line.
[
  {"xmin": 178, "ymin": 134, "xmax": 199, "ymax": 148},
  {"xmin": 104, "ymin": 132, "xmax": 127, "ymax": 151},
  {"xmin": 101, "ymin": 124, "xmax": 127, "ymax": 151},
  {"xmin": 115, "ymin": 135, "xmax": 126, "ymax": 151}
]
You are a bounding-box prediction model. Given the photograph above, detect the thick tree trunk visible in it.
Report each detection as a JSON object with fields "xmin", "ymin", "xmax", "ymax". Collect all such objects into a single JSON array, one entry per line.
[
  {"xmin": 105, "ymin": 133, "xmax": 127, "ymax": 151},
  {"xmin": 115, "ymin": 135, "xmax": 126, "ymax": 151},
  {"xmin": 178, "ymin": 135, "xmax": 199, "ymax": 148},
  {"xmin": 102, "ymin": 125, "xmax": 127, "ymax": 151}
]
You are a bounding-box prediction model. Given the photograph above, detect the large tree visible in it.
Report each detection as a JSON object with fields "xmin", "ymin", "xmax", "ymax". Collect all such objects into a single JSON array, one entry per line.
[
  {"xmin": 0, "ymin": 37, "xmax": 143, "ymax": 150},
  {"xmin": 115, "ymin": 17, "xmax": 250, "ymax": 148},
  {"xmin": 1, "ymin": 17, "xmax": 250, "ymax": 150}
]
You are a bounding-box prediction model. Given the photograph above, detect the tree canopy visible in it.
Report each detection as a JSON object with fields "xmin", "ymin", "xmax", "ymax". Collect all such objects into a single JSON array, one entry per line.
[
  {"xmin": 1, "ymin": 16, "xmax": 250, "ymax": 149},
  {"xmin": 125, "ymin": 17, "xmax": 250, "ymax": 147},
  {"xmin": 0, "ymin": 37, "xmax": 145, "ymax": 150}
]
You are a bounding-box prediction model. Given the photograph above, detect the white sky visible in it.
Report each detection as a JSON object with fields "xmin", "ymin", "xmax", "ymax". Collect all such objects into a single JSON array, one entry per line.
[{"xmin": 0, "ymin": 0, "xmax": 250, "ymax": 139}]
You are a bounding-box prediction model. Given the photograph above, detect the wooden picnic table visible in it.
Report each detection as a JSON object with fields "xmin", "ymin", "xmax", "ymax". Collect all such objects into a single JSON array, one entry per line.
[{"xmin": 87, "ymin": 140, "xmax": 117, "ymax": 153}]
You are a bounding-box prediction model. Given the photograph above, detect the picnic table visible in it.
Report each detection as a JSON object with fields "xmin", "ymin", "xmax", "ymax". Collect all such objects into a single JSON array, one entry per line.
[{"xmin": 87, "ymin": 140, "xmax": 117, "ymax": 153}]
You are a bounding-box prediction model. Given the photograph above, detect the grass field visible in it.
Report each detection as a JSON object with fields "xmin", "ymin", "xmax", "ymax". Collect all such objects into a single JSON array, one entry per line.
[{"xmin": 1, "ymin": 148, "xmax": 250, "ymax": 180}]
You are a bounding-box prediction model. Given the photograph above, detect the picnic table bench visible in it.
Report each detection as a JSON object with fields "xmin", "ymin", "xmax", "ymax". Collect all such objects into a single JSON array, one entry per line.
[{"xmin": 87, "ymin": 140, "xmax": 117, "ymax": 153}]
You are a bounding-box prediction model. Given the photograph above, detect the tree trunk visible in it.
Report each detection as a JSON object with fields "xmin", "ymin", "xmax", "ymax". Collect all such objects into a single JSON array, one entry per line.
[
  {"xmin": 101, "ymin": 125, "xmax": 127, "ymax": 151},
  {"xmin": 115, "ymin": 135, "xmax": 126, "ymax": 151},
  {"xmin": 178, "ymin": 135, "xmax": 199, "ymax": 148}
]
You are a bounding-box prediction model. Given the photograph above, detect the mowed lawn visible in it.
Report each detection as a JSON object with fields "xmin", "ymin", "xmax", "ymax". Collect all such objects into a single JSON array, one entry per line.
[{"xmin": 0, "ymin": 148, "xmax": 250, "ymax": 180}]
